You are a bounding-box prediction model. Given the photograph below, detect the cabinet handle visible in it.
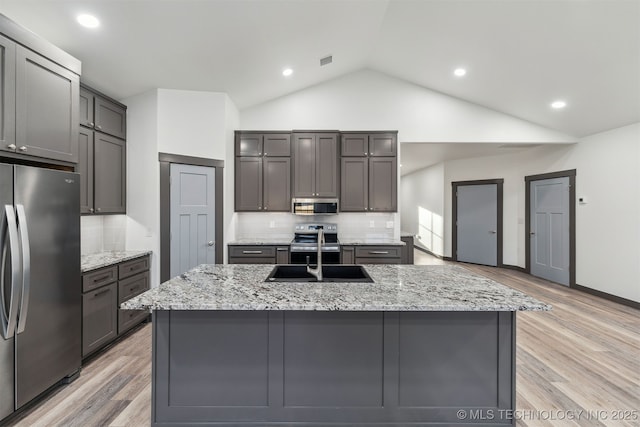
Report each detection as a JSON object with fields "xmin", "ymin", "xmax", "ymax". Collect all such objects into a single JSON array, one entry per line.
[
  {"xmin": 93, "ymin": 288, "xmax": 110, "ymax": 297},
  {"xmin": 18, "ymin": 146, "xmax": 27, "ymax": 152},
  {"xmin": 89, "ymin": 122, "xmax": 95, "ymax": 128},
  {"xmin": 95, "ymin": 125, "xmax": 102, "ymax": 130},
  {"xmin": 93, "ymin": 273, "xmax": 112, "ymax": 283},
  {"xmin": 89, "ymin": 208, "xmax": 94, "ymax": 213},
  {"xmin": 258, "ymin": 206, "xmax": 262, "ymax": 210},
  {"xmin": 7, "ymin": 143, "xmax": 16, "ymax": 150},
  {"xmin": 276, "ymin": 248, "xmax": 288, "ymax": 251},
  {"xmin": 369, "ymin": 251, "xmax": 390, "ymax": 254},
  {"xmin": 96, "ymin": 208, "xmax": 101, "ymax": 212},
  {"xmin": 242, "ymin": 250, "xmax": 262, "ymax": 254},
  {"xmin": 128, "ymin": 265, "xmax": 141, "ymax": 272},
  {"xmin": 264, "ymin": 206, "xmax": 268, "ymax": 210}
]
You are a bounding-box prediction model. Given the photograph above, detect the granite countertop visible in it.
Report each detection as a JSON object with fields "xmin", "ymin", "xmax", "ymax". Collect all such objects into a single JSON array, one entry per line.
[
  {"xmin": 122, "ymin": 264, "xmax": 550, "ymax": 312},
  {"xmin": 81, "ymin": 250, "xmax": 152, "ymax": 273},
  {"xmin": 339, "ymin": 239, "xmax": 405, "ymax": 246},
  {"xmin": 228, "ymin": 239, "xmax": 293, "ymax": 245}
]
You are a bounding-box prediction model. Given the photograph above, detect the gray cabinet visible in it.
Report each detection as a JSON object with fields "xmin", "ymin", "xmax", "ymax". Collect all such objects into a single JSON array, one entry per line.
[
  {"xmin": 78, "ymin": 85, "xmax": 127, "ymax": 215},
  {"xmin": 81, "ymin": 255, "xmax": 150, "ymax": 358},
  {"xmin": 228, "ymin": 245, "xmax": 289, "ymax": 264},
  {"xmin": 293, "ymin": 132, "xmax": 338, "ymax": 198},
  {"xmin": 340, "ymin": 132, "xmax": 397, "ymax": 212},
  {"xmin": 80, "ymin": 86, "xmax": 126, "ymax": 139},
  {"xmin": 341, "ymin": 246, "xmax": 355, "ymax": 264},
  {"xmin": 401, "ymin": 235, "xmax": 414, "ymax": 264},
  {"xmin": 354, "ymin": 245, "xmax": 402, "ymax": 264},
  {"xmin": 235, "ymin": 132, "xmax": 291, "ymax": 212}
]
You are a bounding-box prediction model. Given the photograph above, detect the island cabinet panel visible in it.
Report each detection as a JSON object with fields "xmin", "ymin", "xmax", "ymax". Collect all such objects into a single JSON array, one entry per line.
[{"xmin": 152, "ymin": 310, "xmax": 515, "ymax": 426}]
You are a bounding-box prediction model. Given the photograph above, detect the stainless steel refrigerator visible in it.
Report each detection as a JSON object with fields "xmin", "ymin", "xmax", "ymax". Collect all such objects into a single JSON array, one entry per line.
[{"xmin": 1, "ymin": 163, "xmax": 81, "ymax": 421}]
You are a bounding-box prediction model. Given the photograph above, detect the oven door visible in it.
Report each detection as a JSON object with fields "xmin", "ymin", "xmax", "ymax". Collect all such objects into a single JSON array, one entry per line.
[{"xmin": 290, "ymin": 251, "xmax": 340, "ymax": 265}]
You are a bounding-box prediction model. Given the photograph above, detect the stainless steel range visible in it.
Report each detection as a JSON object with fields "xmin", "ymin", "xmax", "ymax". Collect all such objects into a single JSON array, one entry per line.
[{"xmin": 290, "ymin": 223, "xmax": 340, "ymax": 264}]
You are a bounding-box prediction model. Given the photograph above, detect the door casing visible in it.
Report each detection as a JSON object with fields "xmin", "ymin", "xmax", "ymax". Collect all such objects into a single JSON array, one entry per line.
[
  {"xmin": 159, "ymin": 153, "xmax": 224, "ymax": 283},
  {"xmin": 452, "ymin": 179, "xmax": 504, "ymax": 266},
  {"xmin": 525, "ymin": 169, "xmax": 576, "ymax": 287}
]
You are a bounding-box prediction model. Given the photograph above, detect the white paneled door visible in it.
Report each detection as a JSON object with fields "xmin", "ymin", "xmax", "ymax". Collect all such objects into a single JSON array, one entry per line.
[
  {"xmin": 530, "ymin": 177, "xmax": 570, "ymax": 286},
  {"xmin": 170, "ymin": 164, "xmax": 216, "ymax": 278}
]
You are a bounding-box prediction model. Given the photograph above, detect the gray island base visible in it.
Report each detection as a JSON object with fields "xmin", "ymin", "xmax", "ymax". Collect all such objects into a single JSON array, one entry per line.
[{"xmin": 124, "ymin": 264, "xmax": 550, "ymax": 427}]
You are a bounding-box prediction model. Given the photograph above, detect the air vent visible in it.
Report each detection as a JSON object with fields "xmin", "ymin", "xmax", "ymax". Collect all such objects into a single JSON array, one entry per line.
[{"xmin": 320, "ymin": 55, "xmax": 333, "ymax": 66}]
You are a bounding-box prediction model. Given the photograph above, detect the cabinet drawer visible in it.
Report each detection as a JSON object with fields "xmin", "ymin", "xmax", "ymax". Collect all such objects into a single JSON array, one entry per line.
[
  {"xmin": 355, "ymin": 246, "xmax": 401, "ymax": 259},
  {"xmin": 118, "ymin": 271, "xmax": 150, "ymax": 304},
  {"xmin": 354, "ymin": 257, "xmax": 401, "ymax": 265},
  {"xmin": 118, "ymin": 256, "xmax": 150, "ymax": 279},
  {"xmin": 118, "ymin": 309, "xmax": 148, "ymax": 335},
  {"xmin": 83, "ymin": 266, "xmax": 118, "ymax": 292},
  {"xmin": 229, "ymin": 246, "xmax": 276, "ymax": 258},
  {"xmin": 228, "ymin": 257, "xmax": 275, "ymax": 264}
]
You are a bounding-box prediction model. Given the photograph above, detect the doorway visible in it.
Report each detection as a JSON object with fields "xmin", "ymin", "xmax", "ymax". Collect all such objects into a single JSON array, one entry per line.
[
  {"xmin": 452, "ymin": 179, "xmax": 503, "ymax": 267},
  {"xmin": 159, "ymin": 153, "xmax": 224, "ymax": 283},
  {"xmin": 525, "ymin": 170, "xmax": 576, "ymax": 287}
]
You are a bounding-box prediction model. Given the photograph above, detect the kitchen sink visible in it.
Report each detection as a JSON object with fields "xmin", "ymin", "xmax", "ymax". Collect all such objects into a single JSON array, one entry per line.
[{"xmin": 265, "ymin": 265, "xmax": 374, "ymax": 283}]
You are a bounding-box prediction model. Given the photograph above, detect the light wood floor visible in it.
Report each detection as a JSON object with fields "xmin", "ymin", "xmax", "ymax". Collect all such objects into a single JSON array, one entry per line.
[{"xmin": 7, "ymin": 252, "xmax": 639, "ymax": 427}]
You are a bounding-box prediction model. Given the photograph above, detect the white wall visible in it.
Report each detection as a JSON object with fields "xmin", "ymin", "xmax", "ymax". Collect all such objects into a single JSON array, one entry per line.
[
  {"xmin": 436, "ymin": 123, "xmax": 639, "ymax": 302},
  {"xmin": 241, "ymin": 69, "xmax": 575, "ymax": 144},
  {"xmin": 400, "ymin": 163, "xmax": 445, "ymax": 255},
  {"xmin": 122, "ymin": 89, "xmax": 161, "ymax": 288},
  {"xmin": 223, "ymin": 95, "xmax": 240, "ymax": 261}
]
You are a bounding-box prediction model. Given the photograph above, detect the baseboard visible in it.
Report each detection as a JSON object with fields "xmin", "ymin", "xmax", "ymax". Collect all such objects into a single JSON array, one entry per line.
[
  {"xmin": 500, "ymin": 264, "xmax": 527, "ymax": 273},
  {"xmin": 573, "ymin": 284, "xmax": 640, "ymax": 310},
  {"xmin": 414, "ymin": 245, "xmax": 448, "ymax": 260}
]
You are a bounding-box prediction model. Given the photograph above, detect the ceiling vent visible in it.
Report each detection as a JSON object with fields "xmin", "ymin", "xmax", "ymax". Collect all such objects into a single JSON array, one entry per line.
[{"xmin": 320, "ymin": 55, "xmax": 333, "ymax": 66}]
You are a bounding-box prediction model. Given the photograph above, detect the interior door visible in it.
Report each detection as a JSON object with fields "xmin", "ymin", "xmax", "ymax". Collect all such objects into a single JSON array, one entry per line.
[
  {"xmin": 530, "ymin": 177, "xmax": 570, "ymax": 286},
  {"xmin": 456, "ymin": 184, "xmax": 498, "ymax": 266},
  {"xmin": 170, "ymin": 164, "xmax": 216, "ymax": 278}
]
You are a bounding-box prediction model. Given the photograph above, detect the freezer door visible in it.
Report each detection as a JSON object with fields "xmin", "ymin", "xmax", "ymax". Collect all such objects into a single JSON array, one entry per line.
[
  {"xmin": 14, "ymin": 166, "xmax": 81, "ymax": 408},
  {"xmin": 0, "ymin": 163, "xmax": 15, "ymax": 420}
]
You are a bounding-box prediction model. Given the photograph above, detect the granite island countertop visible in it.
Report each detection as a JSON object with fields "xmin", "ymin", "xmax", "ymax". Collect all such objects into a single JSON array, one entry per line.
[
  {"xmin": 81, "ymin": 250, "xmax": 152, "ymax": 273},
  {"xmin": 123, "ymin": 264, "xmax": 550, "ymax": 312}
]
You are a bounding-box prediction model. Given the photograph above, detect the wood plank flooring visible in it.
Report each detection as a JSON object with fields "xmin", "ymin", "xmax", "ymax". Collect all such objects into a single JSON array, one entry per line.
[{"xmin": 6, "ymin": 252, "xmax": 639, "ymax": 427}]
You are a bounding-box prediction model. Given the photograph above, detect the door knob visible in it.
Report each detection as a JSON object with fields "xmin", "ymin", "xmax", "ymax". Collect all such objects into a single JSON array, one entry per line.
[
  {"xmin": 207, "ymin": 241, "xmax": 214, "ymax": 246},
  {"xmin": 530, "ymin": 231, "xmax": 536, "ymax": 235},
  {"xmin": 489, "ymin": 230, "xmax": 497, "ymax": 234}
]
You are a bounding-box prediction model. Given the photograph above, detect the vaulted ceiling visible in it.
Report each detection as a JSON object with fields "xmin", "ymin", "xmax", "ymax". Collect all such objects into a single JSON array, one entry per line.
[{"xmin": 1, "ymin": 0, "xmax": 638, "ymax": 138}]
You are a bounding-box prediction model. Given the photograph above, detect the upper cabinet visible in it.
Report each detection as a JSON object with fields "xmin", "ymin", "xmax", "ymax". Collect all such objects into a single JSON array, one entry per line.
[
  {"xmin": 340, "ymin": 132, "xmax": 397, "ymax": 212},
  {"xmin": 0, "ymin": 16, "xmax": 81, "ymax": 165},
  {"xmin": 78, "ymin": 84, "xmax": 127, "ymax": 215},
  {"xmin": 292, "ymin": 132, "xmax": 338, "ymax": 198},
  {"xmin": 235, "ymin": 132, "xmax": 291, "ymax": 212},
  {"xmin": 80, "ymin": 86, "xmax": 126, "ymax": 139}
]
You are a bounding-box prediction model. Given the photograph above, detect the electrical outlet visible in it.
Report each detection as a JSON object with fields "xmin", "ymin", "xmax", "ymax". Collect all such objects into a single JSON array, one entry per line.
[
  {"xmin": 386, "ymin": 221, "xmax": 394, "ymax": 229},
  {"xmin": 369, "ymin": 220, "xmax": 375, "ymax": 228}
]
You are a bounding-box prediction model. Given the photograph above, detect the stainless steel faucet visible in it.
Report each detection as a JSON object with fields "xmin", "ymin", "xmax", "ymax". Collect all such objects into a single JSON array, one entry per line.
[{"xmin": 306, "ymin": 228, "xmax": 324, "ymax": 281}]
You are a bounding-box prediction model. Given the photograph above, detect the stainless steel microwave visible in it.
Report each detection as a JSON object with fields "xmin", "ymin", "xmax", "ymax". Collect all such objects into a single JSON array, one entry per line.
[{"xmin": 291, "ymin": 198, "xmax": 339, "ymax": 215}]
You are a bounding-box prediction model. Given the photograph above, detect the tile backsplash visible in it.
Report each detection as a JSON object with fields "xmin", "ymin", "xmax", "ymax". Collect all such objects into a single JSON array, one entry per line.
[
  {"xmin": 235, "ymin": 212, "xmax": 397, "ymax": 241},
  {"xmin": 81, "ymin": 215, "xmax": 127, "ymax": 255}
]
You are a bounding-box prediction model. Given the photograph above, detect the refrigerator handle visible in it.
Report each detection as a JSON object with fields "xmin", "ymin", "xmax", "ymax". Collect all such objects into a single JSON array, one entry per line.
[
  {"xmin": 15, "ymin": 205, "xmax": 30, "ymax": 335},
  {"xmin": 1, "ymin": 205, "xmax": 21, "ymax": 339}
]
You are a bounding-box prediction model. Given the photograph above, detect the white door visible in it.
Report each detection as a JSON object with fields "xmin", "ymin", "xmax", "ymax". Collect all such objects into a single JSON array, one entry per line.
[
  {"xmin": 170, "ymin": 164, "xmax": 216, "ymax": 278},
  {"xmin": 530, "ymin": 177, "xmax": 570, "ymax": 286},
  {"xmin": 456, "ymin": 184, "xmax": 498, "ymax": 266}
]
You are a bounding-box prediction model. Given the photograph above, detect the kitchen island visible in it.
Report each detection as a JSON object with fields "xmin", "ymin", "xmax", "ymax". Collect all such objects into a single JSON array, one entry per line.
[{"xmin": 124, "ymin": 264, "xmax": 549, "ymax": 427}]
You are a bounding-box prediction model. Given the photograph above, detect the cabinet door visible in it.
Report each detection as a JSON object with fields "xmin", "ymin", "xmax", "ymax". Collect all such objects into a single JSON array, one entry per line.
[
  {"xmin": 340, "ymin": 157, "xmax": 368, "ymax": 211},
  {"xmin": 369, "ymin": 157, "xmax": 397, "ymax": 212},
  {"xmin": 263, "ymin": 133, "xmax": 291, "ymax": 156},
  {"xmin": 0, "ymin": 35, "xmax": 16, "ymax": 155},
  {"xmin": 341, "ymin": 134, "xmax": 368, "ymax": 156},
  {"xmin": 236, "ymin": 133, "xmax": 262, "ymax": 156},
  {"xmin": 82, "ymin": 283, "xmax": 117, "ymax": 357},
  {"xmin": 341, "ymin": 246, "xmax": 355, "ymax": 264},
  {"xmin": 276, "ymin": 247, "xmax": 290, "ymax": 264},
  {"xmin": 15, "ymin": 46, "xmax": 79, "ymax": 163},
  {"xmin": 94, "ymin": 133, "xmax": 126, "ymax": 214},
  {"xmin": 369, "ymin": 133, "xmax": 397, "ymax": 157},
  {"xmin": 94, "ymin": 96, "xmax": 126, "ymax": 139},
  {"xmin": 78, "ymin": 128, "xmax": 94, "ymax": 214},
  {"xmin": 263, "ymin": 157, "xmax": 290, "ymax": 211},
  {"xmin": 235, "ymin": 157, "xmax": 263, "ymax": 211},
  {"xmin": 292, "ymin": 133, "xmax": 316, "ymax": 197},
  {"xmin": 315, "ymin": 133, "xmax": 338, "ymax": 197},
  {"xmin": 79, "ymin": 87, "xmax": 95, "ymax": 128}
]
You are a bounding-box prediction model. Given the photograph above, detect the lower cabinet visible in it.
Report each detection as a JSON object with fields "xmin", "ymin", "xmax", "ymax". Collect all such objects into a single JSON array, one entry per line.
[
  {"xmin": 228, "ymin": 245, "xmax": 289, "ymax": 264},
  {"xmin": 341, "ymin": 245, "xmax": 402, "ymax": 265},
  {"xmin": 82, "ymin": 255, "xmax": 150, "ymax": 358}
]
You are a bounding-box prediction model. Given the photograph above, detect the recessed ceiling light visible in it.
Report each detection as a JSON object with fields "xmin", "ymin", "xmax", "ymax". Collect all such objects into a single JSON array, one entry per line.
[
  {"xmin": 77, "ymin": 14, "xmax": 100, "ymax": 29},
  {"xmin": 551, "ymin": 100, "xmax": 567, "ymax": 109},
  {"xmin": 282, "ymin": 68, "xmax": 293, "ymax": 77},
  {"xmin": 453, "ymin": 68, "xmax": 467, "ymax": 77}
]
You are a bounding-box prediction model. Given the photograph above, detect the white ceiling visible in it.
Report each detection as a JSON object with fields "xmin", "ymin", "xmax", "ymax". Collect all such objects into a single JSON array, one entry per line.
[{"xmin": 0, "ymin": 0, "xmax": 638, "ymax": 140}]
